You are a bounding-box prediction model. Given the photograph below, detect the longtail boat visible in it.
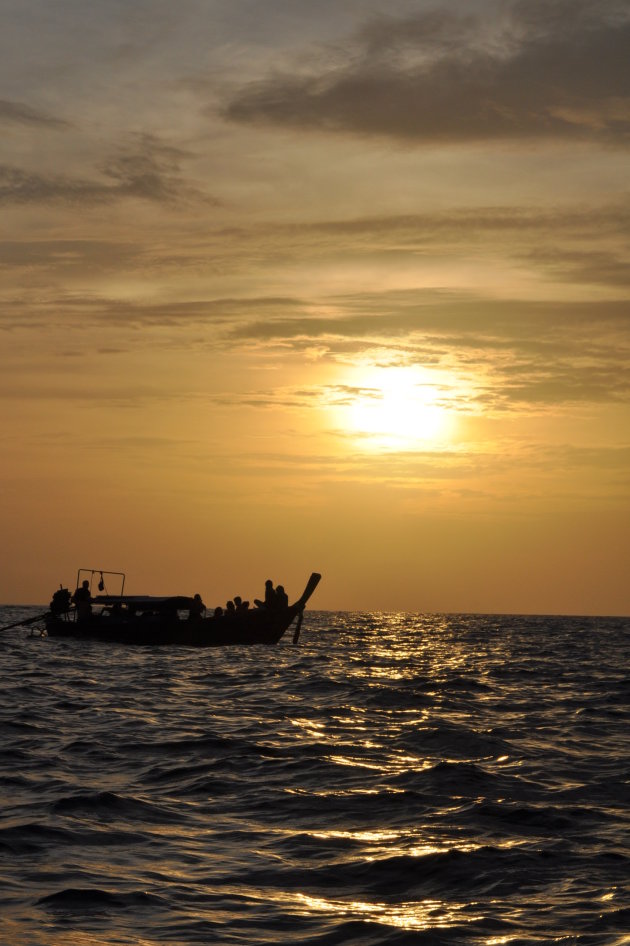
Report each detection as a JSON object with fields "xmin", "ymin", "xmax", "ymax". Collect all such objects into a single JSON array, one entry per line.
[{"xmin": 42, "ymin": 570, "xmax": 321, "ymax": 646}]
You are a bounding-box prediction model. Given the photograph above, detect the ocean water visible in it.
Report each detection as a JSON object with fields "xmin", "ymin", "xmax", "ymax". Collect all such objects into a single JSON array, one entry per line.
[{"xmin": 1, "ymin": 607, "xmax": 629, "ymax": 946}]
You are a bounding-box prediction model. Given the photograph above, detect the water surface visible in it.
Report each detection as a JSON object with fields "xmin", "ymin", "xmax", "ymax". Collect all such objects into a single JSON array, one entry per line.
[{"xmin": 1, "ymin": 608, "xmax": 629, "ymax": 944}]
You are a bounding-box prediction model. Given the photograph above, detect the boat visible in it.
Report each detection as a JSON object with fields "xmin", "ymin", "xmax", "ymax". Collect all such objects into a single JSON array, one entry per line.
[{"xmin": 43, "ymin": 569, "xmax": 322, "ymax": 646}]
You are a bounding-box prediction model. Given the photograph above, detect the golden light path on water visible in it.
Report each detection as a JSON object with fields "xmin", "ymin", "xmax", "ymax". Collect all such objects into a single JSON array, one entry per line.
[{"xmin": 275, "ymin": 623, "xmax": 531, "ymax": 938}]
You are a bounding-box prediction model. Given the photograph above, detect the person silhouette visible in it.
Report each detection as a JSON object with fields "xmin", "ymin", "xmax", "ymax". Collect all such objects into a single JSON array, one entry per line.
[
  {"xmin": 255, "ymin": 579, "xmax": 276, "ymax": 609},
  {"xmin": 188, "ymin": 593, "xmax": 205, "ymax": 621},
  {"xmin": 72, "ymin": 580, "xmax": 92, "ymax": 620}
]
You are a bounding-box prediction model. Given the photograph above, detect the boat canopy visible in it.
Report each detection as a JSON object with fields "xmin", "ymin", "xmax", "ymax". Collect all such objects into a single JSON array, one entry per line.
[{"xmin": 93, "ymin": 594, "xmax": 196, "ymax": 610}]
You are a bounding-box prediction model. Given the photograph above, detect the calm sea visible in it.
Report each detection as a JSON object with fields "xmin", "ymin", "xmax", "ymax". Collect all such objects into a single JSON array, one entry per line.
[{"xmin": 1, "ymin": 607, "xmax": 629, "ymax": 946}]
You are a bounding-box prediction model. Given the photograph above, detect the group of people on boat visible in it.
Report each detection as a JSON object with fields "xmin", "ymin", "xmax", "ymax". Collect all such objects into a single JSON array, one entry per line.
[
  {"xmin": 191, "ymin": 580, "xmax": 289, "ymax": 621},
  {"xmin": 255, "ymin": 579, "xmax": 289, "ymax": 610},
  {"xmin": 66, "ymin": 577, "xmax": 290, "ymax": 624},
  {"xmin": 212, "ymin": 595, "xmax": 249, "ymax": 619}
]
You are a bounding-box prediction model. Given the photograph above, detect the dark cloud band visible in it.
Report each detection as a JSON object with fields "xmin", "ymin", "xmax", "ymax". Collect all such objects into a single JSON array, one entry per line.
[{"xmin": 223, "ymin": 2, "xmax": 630, "ymax": 144}]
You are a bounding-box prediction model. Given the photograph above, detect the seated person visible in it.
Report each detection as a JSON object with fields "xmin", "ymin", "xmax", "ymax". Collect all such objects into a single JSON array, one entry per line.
[
  {"xmin": 188, "ymin": 593, "xmax": 205, "ymax": 621},
  {"xmin": 255, "ymin": 579, "xmax": 276, "ymax": 609},
  {"xmin": 275, "ymin": 584, "xmax": 289, "ymax": 609}
]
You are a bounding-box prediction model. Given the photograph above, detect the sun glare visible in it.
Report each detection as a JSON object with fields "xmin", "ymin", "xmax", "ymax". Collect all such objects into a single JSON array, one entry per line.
[{"xmin": 339, "ymin": 366, "xmax": 452, "ymax": 450}]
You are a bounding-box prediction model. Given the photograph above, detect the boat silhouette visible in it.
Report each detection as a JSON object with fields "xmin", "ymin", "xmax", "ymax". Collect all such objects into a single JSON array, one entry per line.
[{"xmin": 44, "ymin": 570, "xmax": 321, "ymax": 646}]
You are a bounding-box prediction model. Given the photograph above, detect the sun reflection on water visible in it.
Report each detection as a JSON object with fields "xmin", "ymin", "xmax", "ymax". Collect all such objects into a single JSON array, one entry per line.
[
  {"xmin": 326, "ymin": 754, "xmax": 385, "ymax": 771},
  {"xmin": 285, "ymin": 891, "xmax": 484, "ymax": 932},
  {"xmin": 285, "ymin": 785, "xmax": 387, "ymax": 796},
  {"xmin": 306, "ymin": 828, "xmax": 486, "ymax": 858}
]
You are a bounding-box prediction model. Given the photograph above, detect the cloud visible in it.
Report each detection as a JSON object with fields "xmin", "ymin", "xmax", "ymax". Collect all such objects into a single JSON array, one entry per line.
[
  {"xmin": 2, "ymin": 194, "xmax": 626, "ymax": 285},
  {"xmin": 226, "ymin": 292, "xmax": 630, "ymax": 408},
  {"xmin": 223, "ymin": 1, "xmax": 630, "ymax": 144},
  {"xmin": 0, "ymin": 99, "xmax": 69, "ymax": 128},
  {"xmin": 524, "ymin": 248, "xmax": 630, "ymax": 288},
  {"xmin": 2, "ymin": 279, "xmax": 629, "ymax": 411},
  {"xmin": 227, "ymin": 293, "xmax": 630, "ymax": 343},
  {"xmin": 249, "ymin": 204, "xmax": 630, "ymax": 282},
  {"xmin": 99, "ymin": 135, "xmax": 205, "ymax": 203},
  {"xmin": 0, "ymin": 291, "xmax": 311, "ymax": 334},
  {"xmin": 0, "ymin": 240, "xmax": 147, "ymax": 271},
  {"xmin": 0, "ymin": 134, "xmax": 211, "ymax": 206}
]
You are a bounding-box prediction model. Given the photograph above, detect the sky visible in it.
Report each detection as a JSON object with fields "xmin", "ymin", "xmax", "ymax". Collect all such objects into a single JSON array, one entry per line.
[{"xmin": 1, "ymin": 0, "xmax": 629, "ymax": 614}]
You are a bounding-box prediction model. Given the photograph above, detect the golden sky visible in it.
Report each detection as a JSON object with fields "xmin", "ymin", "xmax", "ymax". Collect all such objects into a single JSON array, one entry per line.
[{"xmin": 1, "ymin": 0, "xmax": 629, "ymax": 613}]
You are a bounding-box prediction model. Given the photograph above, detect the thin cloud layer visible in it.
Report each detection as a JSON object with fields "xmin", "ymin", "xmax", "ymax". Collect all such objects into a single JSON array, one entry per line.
[
  {"xmin": 0, "ymin": 135, "xmax": 207, "ymax": 206},
  {"xmin": 226, "ymin": 292, "xmax": 630, "ymax": 409},
  {"xmin": 6, "ymin": 284, "xmax": 624, "ymax": 411},
  {"xmin": 224, "ymin": 1, "xmax": 630, "ymax": 144},
  {"xmin": 3, "ymin": 199, "xmax": 627, "ymax": 275},
  {"xmin": 0, "ymin": 99, "xmax": 69, "ymax": 127}
]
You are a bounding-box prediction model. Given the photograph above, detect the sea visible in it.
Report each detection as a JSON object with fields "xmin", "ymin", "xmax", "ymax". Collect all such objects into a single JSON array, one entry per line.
[{"xmin": 1, "ymin": 606, "xmax": 629, "ymax": 946}]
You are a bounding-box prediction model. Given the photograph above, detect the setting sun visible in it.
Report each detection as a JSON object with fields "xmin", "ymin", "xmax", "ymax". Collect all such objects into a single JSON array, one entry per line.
[{"xmin": 341, "ymin": 367, "xmax": 452, "ymax": 450}]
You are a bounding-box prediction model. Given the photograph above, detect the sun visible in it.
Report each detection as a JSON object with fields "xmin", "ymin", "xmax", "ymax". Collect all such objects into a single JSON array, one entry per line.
[{"xmin": 339, "ymin": 366, "xmax": 452, "ymax": 450}]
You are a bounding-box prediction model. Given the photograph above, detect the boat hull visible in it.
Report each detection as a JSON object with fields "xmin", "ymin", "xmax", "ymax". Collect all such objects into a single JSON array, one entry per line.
[{"xmin": 45, "ymin": 605, "xmax": 302, "ymax": 647}]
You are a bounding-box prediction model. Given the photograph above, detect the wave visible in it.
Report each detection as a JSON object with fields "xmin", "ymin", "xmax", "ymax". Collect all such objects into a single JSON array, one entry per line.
[{"xmin": 37, "ymin": 886, "xmax": 169, "ymax": 912}]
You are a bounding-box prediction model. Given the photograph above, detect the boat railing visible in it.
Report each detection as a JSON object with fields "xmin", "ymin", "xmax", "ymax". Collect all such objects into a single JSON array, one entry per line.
[{"xmin": 77, "ymin": 569, "xmax": 126, "ymax": 598}]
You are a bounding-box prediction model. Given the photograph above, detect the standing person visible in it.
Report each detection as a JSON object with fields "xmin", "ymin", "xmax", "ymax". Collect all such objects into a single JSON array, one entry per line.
[{"xmin": 72, "ymin": 579, "xmax": 92, "ymax": 620}]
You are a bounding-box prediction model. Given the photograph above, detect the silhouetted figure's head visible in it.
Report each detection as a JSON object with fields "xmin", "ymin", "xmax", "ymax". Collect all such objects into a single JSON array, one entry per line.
[{"xmin": 264, "ymin": 580, "xmax": 275, "ymax": 602}]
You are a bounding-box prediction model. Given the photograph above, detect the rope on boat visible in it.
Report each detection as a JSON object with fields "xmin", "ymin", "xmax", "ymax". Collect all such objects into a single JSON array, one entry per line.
[{"xmin": 0, "ymin": 613, "xmax": 48, "ymax": 633}]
